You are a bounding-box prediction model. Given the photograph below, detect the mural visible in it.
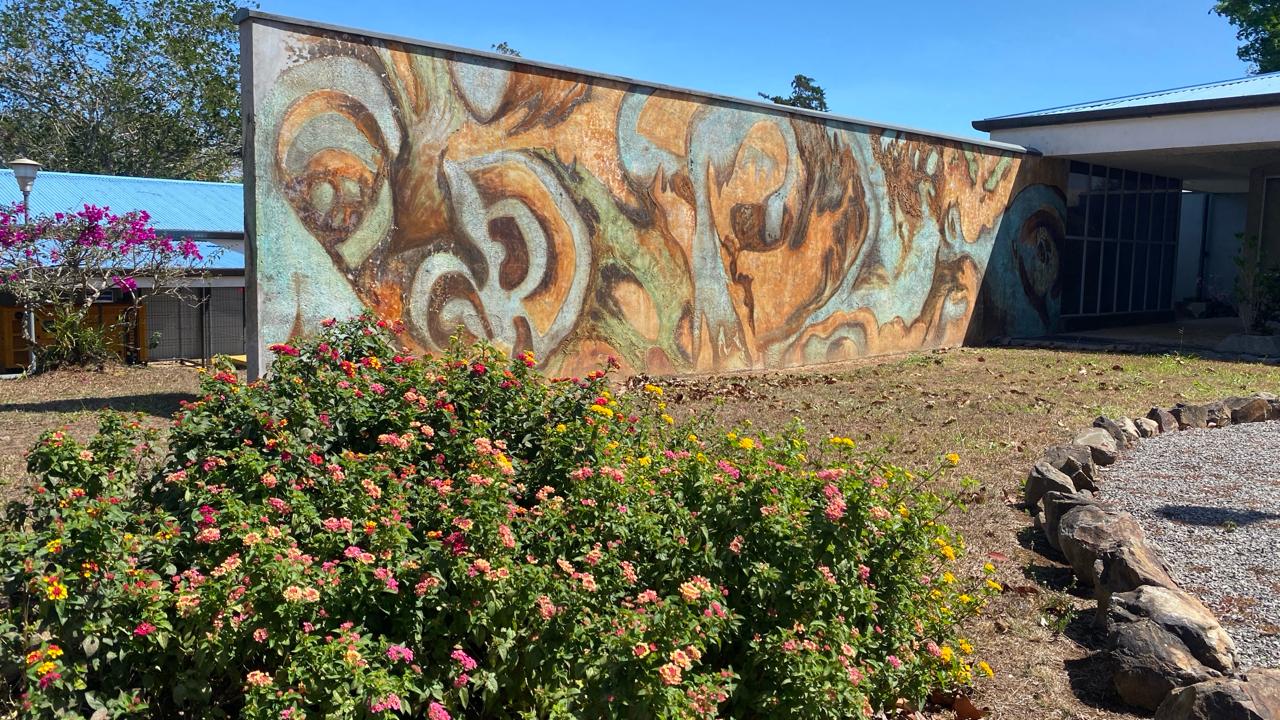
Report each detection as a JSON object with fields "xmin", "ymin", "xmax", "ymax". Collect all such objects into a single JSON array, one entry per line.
[{"xmin": 242, "ymin": 15, "xmax": 1067, "ymax": 377}]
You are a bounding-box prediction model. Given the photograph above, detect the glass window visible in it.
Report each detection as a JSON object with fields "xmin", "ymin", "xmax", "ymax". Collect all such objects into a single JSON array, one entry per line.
[
  {"xmin": 1099, "ymin": 243, "xmax": 1118, "ymax": 314},
  {"xmin": 1131, "ymin": 245, "xmax": 1149, "ymax": 311},
  {"xmin": 1105, "ymin": 189, "xmax": 1121, "ymax": 238},
  {"xmin": 1083, "ymin": 240, "xmax": 1101, "ymax": 314},
  {"xmin": 1116, "ymin": 244, "xmax": 1133, "ymax": 313},
  {"xmin": 1086, "ymin": 193, "xmax": 1105, "ymax": 238},
  {"xmin": 1120, "ymin": 191, "xmax": 1137, "ymax": 241}
]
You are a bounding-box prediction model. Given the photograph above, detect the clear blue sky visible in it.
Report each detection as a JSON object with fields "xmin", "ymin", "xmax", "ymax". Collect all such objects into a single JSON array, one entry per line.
[{"xmin": 253, "ymin": 0, "xmax": 1249, "ymax": 139}]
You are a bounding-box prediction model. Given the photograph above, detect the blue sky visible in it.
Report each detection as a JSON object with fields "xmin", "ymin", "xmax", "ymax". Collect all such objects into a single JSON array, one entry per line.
[{"xmin": 253, "ymin": 0, "xmax": 1249, "ymax": 139}]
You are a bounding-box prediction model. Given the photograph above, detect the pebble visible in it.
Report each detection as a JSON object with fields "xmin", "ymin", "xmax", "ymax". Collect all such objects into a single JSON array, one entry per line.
[{"xmin": 1100, "ymin": 421, "xmax": 1280, "ymax": 669}]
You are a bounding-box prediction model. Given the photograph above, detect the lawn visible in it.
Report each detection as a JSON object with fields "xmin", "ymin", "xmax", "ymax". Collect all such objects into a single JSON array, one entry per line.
[{"xmin": 1, "ymin": 346, "xmax": 1276, "ymax": 718}]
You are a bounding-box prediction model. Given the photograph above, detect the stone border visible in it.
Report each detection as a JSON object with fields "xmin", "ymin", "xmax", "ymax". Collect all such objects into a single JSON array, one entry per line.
[{"xmin": 1022, "ymin": 394, "xmax": 1280, "ymax": 719}]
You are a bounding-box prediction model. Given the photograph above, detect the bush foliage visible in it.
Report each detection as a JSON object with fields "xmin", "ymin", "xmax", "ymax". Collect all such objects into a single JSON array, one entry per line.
[{"xmin": 1, "ymin": 315, "xmax": 997, "ymax": 719}]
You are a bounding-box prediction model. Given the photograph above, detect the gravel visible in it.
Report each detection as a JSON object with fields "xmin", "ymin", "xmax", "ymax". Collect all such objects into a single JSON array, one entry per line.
[{"xmin": 1100, "ymin": 420, "xmax": 1280, "ymax": 669}]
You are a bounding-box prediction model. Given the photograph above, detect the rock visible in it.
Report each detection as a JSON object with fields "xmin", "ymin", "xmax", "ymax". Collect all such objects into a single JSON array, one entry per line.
[
  {"xmin": 1058, "ymin": 505, "xmax": 1145, "ymax": 586},
  {"xmin": 1155, "ymin": 668, "xmax": 1280, "ymax": 720},
  {"xmin": 1040, "ymin": 444, "xmax": 1098, "ymax": 491},
  {"xmin": 1112, "ymin": 619, "xmax": 1221, "ymax": 711},
  {"xmin": 1172, "ymin": 402, "xmax": 1232, "ymax": 429},
  {"xmin": 1204, "ymin": 401, "xmax": 1232, "ymax": 428},
  {"xmin": 1024, "ymin": 461, "xmax": 1077, "ymax": 509},
  {"xmin": 1135, "ymin": 417, "xmax": 1161, "ymax": 438},
  {"xmin": 1098, "ymin": 544, "xmax": 1176, "ymax": 595},
  {"xmin": 1041, "ymin": 491, "xmax": 1098, "ymax": 552},
  {"xmin": 1172, "ymin": 403, "xmax": 1210, "ymax": 430},
  {"xmin": 1094, "ymin": 416, "xmax": 1139, "ymax": 448},
  {"xmin": 1110, "ymin": 585, "xmax": 1238, "ymax": 675},
  {"xmin": 1226, "ymin": 396, "xmax": 1274, "ymax": 425},
  {"xmin": 1074, "ymin": 427, "xmax": 1120, "ymax": 466},
  {"xmin": 1149, "ymin": 407, "xmax": 1180, "ymax": 433}
]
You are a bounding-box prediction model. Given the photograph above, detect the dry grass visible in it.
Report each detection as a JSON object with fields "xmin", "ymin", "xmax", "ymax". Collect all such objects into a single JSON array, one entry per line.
[
  {"xmin": 0, "ymin": 363, "xmax": 201, "ymax": 504},
  {"xmin": 1, "ymin": 347, "xmax": 1276, "ymax": 718}
]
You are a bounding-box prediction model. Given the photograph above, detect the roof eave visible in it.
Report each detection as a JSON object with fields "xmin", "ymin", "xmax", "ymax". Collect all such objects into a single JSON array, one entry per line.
[{"xmin": 972, "ymin": 91, "xmax": 1280, "ymax": 132}]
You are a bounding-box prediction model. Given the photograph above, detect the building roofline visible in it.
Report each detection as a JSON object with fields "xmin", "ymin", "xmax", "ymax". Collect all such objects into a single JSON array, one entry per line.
[
  {"xmin": 0, "ymin": 168, "xmax": 239, "ymax": 189},
  {"xmin": 234, "ymin": 8, "xmax": 1032, "ymax": 155},
  {"xmin": 973, "ymin": 89, "xmax": 1280, "ymax": 132}
]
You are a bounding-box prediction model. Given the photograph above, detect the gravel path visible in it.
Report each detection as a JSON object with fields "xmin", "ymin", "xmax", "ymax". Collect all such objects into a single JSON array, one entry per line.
[{"xmin": 1100, "ymin": 421, "xmax": 1280, "ymax": 669}]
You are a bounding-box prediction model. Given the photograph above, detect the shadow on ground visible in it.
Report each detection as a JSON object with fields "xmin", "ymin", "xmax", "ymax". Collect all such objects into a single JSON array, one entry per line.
[
  {"xmin": 0, "ymin": 393, "xmax": 194, "ymax": 418},
  {"xmin": 1155, "ymin": 504, "xmax": 1280, "ymax": 527}
]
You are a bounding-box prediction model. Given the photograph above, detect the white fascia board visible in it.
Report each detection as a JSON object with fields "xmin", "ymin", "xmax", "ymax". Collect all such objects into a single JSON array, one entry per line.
[{"xmin": 989, "ymin": 105, "xmax": 1280, "ymax": 156}]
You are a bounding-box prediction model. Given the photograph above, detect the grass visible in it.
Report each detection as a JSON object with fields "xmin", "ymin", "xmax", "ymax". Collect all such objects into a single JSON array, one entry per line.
[{"xmin": 1, "ymin": 346, "xmax": 1276, "ymax": 718}]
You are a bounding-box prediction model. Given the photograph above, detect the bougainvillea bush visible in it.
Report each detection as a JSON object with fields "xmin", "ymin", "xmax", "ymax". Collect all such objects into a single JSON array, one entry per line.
[{"xmin": 0, "ymin": 315, "xmax": 998, "ymax": 719}]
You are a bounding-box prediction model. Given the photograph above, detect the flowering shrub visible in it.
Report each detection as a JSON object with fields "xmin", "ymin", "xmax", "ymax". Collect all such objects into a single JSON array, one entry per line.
[
  {"xmin": 0, "ymin": 203, "xmax": 211, "ymax": 369},
  {"xmin": 0, "ymin": 315, "xmax": 998, "ymax": 718}
]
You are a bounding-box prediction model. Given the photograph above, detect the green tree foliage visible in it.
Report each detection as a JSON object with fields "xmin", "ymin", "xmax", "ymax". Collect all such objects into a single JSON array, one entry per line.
[
  {"xmin": 0, "ymin": 0, "xmax": 248, "ymax": 180},
  {"xmin": 758, "ymin": 74, "xmax": 829, "ymax": 112},
  {"xmin": 1214, "ymin": 0, "xmax": 1280, "ymax": 73},
  {"xmin": 491, "ymin": 41, "xmax": 521, "ymax": 57}
]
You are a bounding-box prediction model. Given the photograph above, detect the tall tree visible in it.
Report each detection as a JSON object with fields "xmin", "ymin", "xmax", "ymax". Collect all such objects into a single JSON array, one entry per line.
[
  {"xmin": 491, "ymin": 41, "xmax": 521, "ymax": 57},
  {"xmin": 1214, "ymin": 0, "xmax": 1280, "ymax": 73},
  {"xmin": 758, "ymin": 74, "xmax": 829, "ymax": 112},
  {"xmin": 0, "ymin": 0, "xmax": 247, "ymax": 181}
]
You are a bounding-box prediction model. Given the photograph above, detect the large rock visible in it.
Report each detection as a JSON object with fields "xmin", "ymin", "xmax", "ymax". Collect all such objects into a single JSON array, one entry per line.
[
  {"xmin": 1172, "ymin": 402, "xmax": 1232, "ymax": 430},
  {"xmin": 1149, "ymin": 407, "xmax": 1180, "ymax": 433},
  {"xmin": 1024, "ymin": 461, "xmax": 1077, "ymax": 509},
  {"xmin": 1171, "ymin": 403, "xmax": 1210, "ymax": 430},
  {"xmin": 1110, "ymin": 585, "xmax": 1237, "ymax": 676},
  {"xmin": 1094, "ymin": 416, "xmax": 1139, "ymax": 448},
  {"xmin": 1095, "ymin": 543, "xmax": 1178, "ymax": 623},
  {"xmin": 1226, "ymin": 395, "xmax": 1276, "ymax": 425},
  {"xmin": 1074, "ymin": 427, "xmax": 1120, "ymax": 466},
  {"xmin": 1040, "ymin": 444, "xmax": 1098, "ymax": 491},
  {"xmin": 1155, "ymin": 669, "xmax": 1280, "ymax": 720},
  {"xmin": 1135, "ymin": 417, "xmax": 1161, "ymax": 438},
  {"xmin": 1041, "ymin": 491, "xmax": 1099, "ymax": 552},
  {"xmin": 1112, "ymin": 619, "xmax": 1222, "ymax": 711},
  {"xmin": 1058, "ymin": 505, "xmax": 1145, "ymax": 586}
]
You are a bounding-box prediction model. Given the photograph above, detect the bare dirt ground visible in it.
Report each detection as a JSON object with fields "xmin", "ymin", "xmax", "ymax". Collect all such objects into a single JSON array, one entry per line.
[
  {"xmin": 0, "ymin": 364, "xmax": 200, "ymax": 504},
  {"xmin": 1, "ymin": 347, "xmax": 1276, "ymax": 719}
]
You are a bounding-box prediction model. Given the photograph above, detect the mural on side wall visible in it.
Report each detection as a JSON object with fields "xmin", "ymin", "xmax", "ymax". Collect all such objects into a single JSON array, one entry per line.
[{"xmin": 244, "ymin": 16, "xmax": 1066, "ymax": 377}]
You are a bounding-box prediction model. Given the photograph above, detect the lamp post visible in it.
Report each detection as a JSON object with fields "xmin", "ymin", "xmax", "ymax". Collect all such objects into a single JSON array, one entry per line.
[
  {"xmin": 8, "ymin": 157, "xmax": 41, "ymax": 372},
  {"xmin": 8, "ymin": 158, "xmax": 40, "ymax": 223}
]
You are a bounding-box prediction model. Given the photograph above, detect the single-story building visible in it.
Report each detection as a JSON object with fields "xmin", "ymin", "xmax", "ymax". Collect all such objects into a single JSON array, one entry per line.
[
  {"xmin": 0, "ymin": 170, "xmax": 246, "ymax": 367},
  {"xmin": 974, "ymin": 71, "xmax": 1280, "ymax": 338}
]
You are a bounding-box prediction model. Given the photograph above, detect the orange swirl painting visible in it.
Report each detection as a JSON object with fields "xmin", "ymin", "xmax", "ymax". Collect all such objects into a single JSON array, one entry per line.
[{"xmin": 240, "ymin": 13, "xmax": 1067, "ymax": 377}]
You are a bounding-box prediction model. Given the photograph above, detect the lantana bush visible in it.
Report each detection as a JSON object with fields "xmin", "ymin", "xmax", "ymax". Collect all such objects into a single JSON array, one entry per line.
[{"xmin": 1, "ymin": 315, "xmax": 998, "ymax": 719}]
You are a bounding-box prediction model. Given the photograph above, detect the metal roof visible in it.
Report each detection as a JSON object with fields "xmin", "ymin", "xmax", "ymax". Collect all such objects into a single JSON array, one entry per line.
[
  {"xmin": 0, "ymin": 169, "xmax": 244, "ymax": 271},
  {"xmin": 0, "ymin": 169, "xmax": 243, "ymax": 235},
  {"xmin": 974, "ymin": 71, "xmax": 1280, "ymax": 132}
]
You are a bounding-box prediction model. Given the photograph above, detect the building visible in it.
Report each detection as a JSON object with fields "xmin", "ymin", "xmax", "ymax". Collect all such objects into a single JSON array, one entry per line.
[
  {"xmin": 0, "ymin": 170, "xmax": 246, "ymax": 366},
  {"xmin": 974, "ymin": 72, "xmax": 1280, "ymax": 334}
]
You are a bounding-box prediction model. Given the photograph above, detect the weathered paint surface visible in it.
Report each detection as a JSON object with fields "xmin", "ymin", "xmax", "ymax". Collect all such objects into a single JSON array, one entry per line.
[{"xmin": 243, "ymin": 17, "xmax": 1066, "ymax": 376}]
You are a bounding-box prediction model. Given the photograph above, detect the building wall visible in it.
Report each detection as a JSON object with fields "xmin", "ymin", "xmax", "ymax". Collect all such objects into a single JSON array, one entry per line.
[{"xmin": 242, "ymin": 16, "xmax": 1067, "ymax": 377}]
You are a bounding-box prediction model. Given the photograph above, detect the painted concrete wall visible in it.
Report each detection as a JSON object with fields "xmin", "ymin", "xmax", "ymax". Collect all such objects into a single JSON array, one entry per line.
[{"xmin": 240, "ymin": 13, "xmax": 1067, "ymax": 377}]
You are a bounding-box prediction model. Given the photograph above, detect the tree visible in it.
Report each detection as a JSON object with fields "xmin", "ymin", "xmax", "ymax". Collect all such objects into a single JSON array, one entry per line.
[
  {"xmin": 1214, "ymin": 0, "xmax": 1280, "ymax": 74},
  {"xmin": 492, "ymin": 41, "xmax": 521, "ymax": 57},
  {"xmin": 0, "ymin": 0, "xmax": 247, "ymax": 181},
  {"xmin": 0, "ymin": 203, "xmax": 215, "ymax": 369},
  {"xmin": 758, "ymin": 74, "xmax": 829, "ymax": 112}
]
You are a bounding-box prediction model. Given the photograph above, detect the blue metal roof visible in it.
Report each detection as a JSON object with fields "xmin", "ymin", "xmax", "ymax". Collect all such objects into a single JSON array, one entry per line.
[
  {"xmin": 0, "ymin": 169, "xmax": 243, "ymax": 234},
  {"xmin": 0, "ymin": 169, "xmax": 244, "ymax": 271},
  {"xmin": 974, "ymin": 71, "xmax": 1280, "ymax": 131}
]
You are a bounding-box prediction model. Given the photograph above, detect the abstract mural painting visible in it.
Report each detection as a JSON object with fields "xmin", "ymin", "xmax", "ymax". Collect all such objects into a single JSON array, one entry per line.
[{"xmin": 240, "ymin": 13, "xmax": 1066, "ymax": 377}]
